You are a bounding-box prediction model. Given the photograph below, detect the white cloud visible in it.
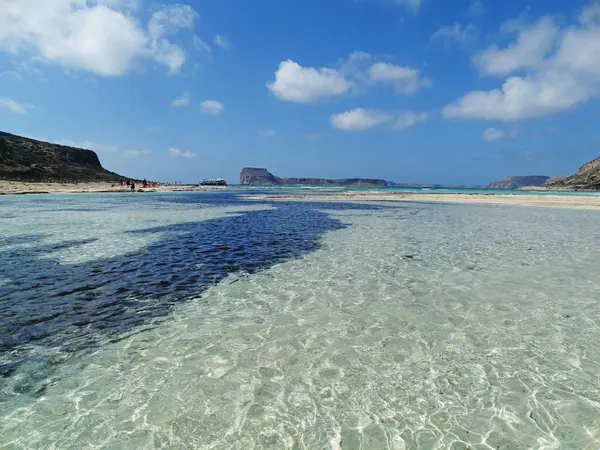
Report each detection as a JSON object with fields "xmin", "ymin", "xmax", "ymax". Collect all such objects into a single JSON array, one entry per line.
[
  {"xmin": 267, "ymin": 60, "xmax": 352, "ymax": 103},
  {"xmin": 473, "ymin": 18, "xmax": 559, "ymax": 76},
  {"xmin": 123, "ymin": 148, "xmax": 152, "ymax": 158},
  {"xmin": 330, "ymin": 108, "xmax": 428, "ymax": 132},
  {"xmin": 201, "ymin": 100, "xmax": 224, "ymax": 115},
  {"xmin": 58, "ymin": 138, "xmax": 151, "ymax": 157},
  {"xmin": 432, "ymin": 23, "xmax": 478, "ymax": 45},
  {"xmin": 468, "ymin": 0, "xmax": 484, "ymax": 17},
  {"xmin": 581, "ymin": 2, "xmax": 600, "ymax": 26},
  {"xmin": 393, "ymin": 0, "xmax": 423, "ymax": 13},
  {"xmin": 171, "ymin": 92, "xmax": 190, "ymax": 107},
  {"xmin": 0, "ymin": 1, "xmax": 198, "ymax": 76},
  {"xmin": 482, "ymin": 128, "xmax": 506, "ymax": 141},
  {"xmin": 0, "ymin": 71, "xmax": 23, "ymax": 81},
  {"xmin": 193, "ymin": 36, "xmax": 211, "ymax": 54},
  {"xmin": 214, "ymin": 34, "xmax": 230, "ymax": 50},
  {"xmin": 394, "ymin": 111, "xmax": 428, "ymax": 130},
  {"xmin": 258, "ymin": 129, "xmax": 276, "ymax": 137},
  {"xmin": 0, "ymin": 98, "xmax": 29, "ymax": 114},
  {"xmin": 445, "ymin": 8, "xmax": 600, "ymax": 121},
  {"xmin": 267, "ymin": 53, "xmax": 431, "ymax": 102},
  {"xmin": 368, "ymin": 62, "xmax": 432, "ymax": 94},
  {"xmin": 168, "ymin": 147, "xmax": 196, "ymax": 159},
  {"xmin": 330, "ymin": 108, "xmax": 391, "ymax": 131}
]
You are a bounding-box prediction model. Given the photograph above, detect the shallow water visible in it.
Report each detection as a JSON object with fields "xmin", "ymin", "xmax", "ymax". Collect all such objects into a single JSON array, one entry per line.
[{"xmin": 1, "ymin": 192, "xmax": 600, "ymax": 449}]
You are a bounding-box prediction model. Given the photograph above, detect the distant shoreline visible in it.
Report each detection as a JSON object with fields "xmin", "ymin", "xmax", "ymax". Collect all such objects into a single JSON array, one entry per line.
[
  {"xmin": 239, "ymin": 191, "xmax": 600, "ymax": 210},
  {"xmin": 0, "ymin": 181, "xmax": 228, "ymax": 196},
  {"xmin": 2, "ymin": 181, "xmax": 600, "ymax": 209}
]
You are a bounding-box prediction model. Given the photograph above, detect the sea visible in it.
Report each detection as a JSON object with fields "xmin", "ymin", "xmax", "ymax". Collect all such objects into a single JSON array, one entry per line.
[{"xmin": 1, "ymin": 189, "xmax": 600, "ymax": 449}]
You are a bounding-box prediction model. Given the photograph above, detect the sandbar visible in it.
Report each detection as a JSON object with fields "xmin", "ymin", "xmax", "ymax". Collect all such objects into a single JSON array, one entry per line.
[{"xmin": 240, "ymin": 191, "xmax": 600, "ymax": 209}]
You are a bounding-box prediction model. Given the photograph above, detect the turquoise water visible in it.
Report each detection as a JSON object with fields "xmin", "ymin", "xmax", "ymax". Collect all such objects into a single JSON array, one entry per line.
[
  {"xmin": 2, "ymin": 192, "xmax": 600, "ymax": 449},
  {"xmin": 231, "ymin": 185, "xmax": 600, "ymax": 197}
]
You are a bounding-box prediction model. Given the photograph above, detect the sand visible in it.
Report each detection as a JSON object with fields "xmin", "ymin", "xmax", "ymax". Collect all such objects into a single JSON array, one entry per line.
[
  {"xmin": 240, "ymin": 191, "xmax": 600, "ymax": 209},
  {"xmin": 2, "ymin": 180, "xmax": 599, "ymax": 209},
  {"xmin": 0, "ymin": 181, "xmax": 226, "ymax": 195}
]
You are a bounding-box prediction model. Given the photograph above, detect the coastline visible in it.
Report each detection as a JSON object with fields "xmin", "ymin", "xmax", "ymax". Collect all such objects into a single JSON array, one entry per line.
[
  {"xmin": 240, "ymin": 191, "xmax": 600, "ymax": 209},
  {"xmin": 2, "ymin": 180, "xmax": 600, "ymax": 209},
  {"xmin": 0, "ymin": 181, "xmax": 228, "ymax": 196}
]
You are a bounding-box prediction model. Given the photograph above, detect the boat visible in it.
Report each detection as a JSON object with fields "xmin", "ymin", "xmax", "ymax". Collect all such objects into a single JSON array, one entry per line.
[{"xmin": 199, "ymin": 178, "xmax": 228, "ymax": 186}]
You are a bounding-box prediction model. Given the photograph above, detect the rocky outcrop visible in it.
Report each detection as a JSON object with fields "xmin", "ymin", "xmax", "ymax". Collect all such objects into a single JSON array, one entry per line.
[
  {"xmin": 240, "ymin": 168, "xmax": 387, "ymax": 186},
  {"xmin": 487, "ymin": 176, "xmax": 550, "ymax": 189},
  {"xmin": 239, "ymin": 168, "xmax": 279, "ymax": 185},
  {"xmin": 0, "ymin": 131, "xmax": 128, "ymax": 182},
  {"xmin": 548, "ymin": 157, "xmax": 600, "ymax": 190}
]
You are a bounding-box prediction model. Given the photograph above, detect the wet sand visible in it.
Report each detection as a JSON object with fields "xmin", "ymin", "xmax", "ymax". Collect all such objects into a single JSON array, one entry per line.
[{"xmin": 240, "ymin": 191, "xmax": 600, "ymax": 209}]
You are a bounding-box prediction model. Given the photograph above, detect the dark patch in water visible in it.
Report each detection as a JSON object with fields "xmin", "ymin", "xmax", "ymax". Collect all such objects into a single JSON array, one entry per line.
[{"xmin": 0, "ymin": 194, "xmax": 385, "ymax": 394}]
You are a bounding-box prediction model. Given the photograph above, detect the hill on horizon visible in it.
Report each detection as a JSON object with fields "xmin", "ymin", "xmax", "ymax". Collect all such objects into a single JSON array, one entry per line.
[{"xmin": 0, "ymin": 131, "xmax": 129, "ymax": 183}]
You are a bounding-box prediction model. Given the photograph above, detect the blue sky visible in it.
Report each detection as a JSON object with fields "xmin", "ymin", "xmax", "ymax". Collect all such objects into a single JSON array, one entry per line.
[{"xmin": 1, "ymin": 0, "xmax": 599, "ymax": 185}]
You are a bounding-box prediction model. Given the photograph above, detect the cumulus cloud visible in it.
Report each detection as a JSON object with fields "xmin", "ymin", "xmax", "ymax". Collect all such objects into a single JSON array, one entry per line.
[
  {"xmin": 171, "ymin": 92, "xmax": 190, "ymax": 107},
  {"xmin": 394, "ymin": 111, "xmax": 429, "ymax": 130},
  {"xmin": 214, "ymin": 34, "xmax": 230, "ymax": 50},
  {"xmin": 330, "ymin": 108, "xmax": 428, "ymax": 132},
  {"xmin": 193, "ymin": 36, "xmax": 211, "ymax": 54},
  {"xmin": 445, "ymin": 6, "xmax": 600, "ymax": 121},
  {"xmin": 432, "ymin": 23, "xmax": 478, "ymax": 45},
  {"xmin": 59, "ymin": 138, "xmax": 151, "ymax": 157},
  {"xmin": 201, "ymin": 100, "xmax": 224, "ymax": 115},
  {"xmin": 581, "ymin": 2, "xmax": 600, "ymax": 26},
  {"xmin": 473, "ymin": 18, "xmax": 559, "ymax": 76},
  {"xmin": 368, "ymin": 62, "xmax": 432, "ymax": 94},
  {"xmin": 330, "ymin": 108, "xmax": 391, "ymax": 131},
  {"xmin": 482, "ymin": 127, "xmax": 518, "ymax": 141},
  {"xmin": 267, "ymin": 54, "xmax": 431, "ymax": 103},
  {"xmin": 168, "ymin": 147, "xmax": 196, "ymax": 159},
  {"xmin": 0, "ymin": 0, "xmax": 198, "ymax": 76},
  {"xmin": 258, "ymin": 129, "xmax": 276, "ymax": 137},
  {"xmin": 0, "ymin": 98, "xmax": 29, "ymax": 114},
  {"xmin": 394, "ymin": 0, "xmax": 423, "ymax": 13},
  {"xmin": 267, "ymin": 60, "xmax": 353, "ymax": 103},
  {"xmin": 468, "ymin": 0, "xmax": 484, "ymax": 17}
]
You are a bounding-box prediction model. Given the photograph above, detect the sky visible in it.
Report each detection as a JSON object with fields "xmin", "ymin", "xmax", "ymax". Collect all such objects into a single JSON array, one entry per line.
[{"xmin": 1, "ymin": 0, "xmax": 599, "ymax": 185}]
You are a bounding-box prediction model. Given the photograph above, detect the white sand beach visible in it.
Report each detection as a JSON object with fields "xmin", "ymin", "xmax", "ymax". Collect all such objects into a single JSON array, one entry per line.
[{"xmin": 240, "ymin": 191, "xmax": 600, "ymax": 209}]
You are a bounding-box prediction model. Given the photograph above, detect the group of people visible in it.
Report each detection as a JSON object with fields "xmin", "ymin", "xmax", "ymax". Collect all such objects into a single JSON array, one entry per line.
[{"xmin": 118, "ymin": 179, "xmax": 160, "ymax": 190}]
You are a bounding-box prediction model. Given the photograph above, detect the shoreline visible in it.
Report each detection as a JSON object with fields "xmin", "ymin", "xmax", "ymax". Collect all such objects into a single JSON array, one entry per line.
[
  {"xmin": 239, "ymin": 191, "xmax": 600, "ymax": 209},
  {"xmin": 0, "ymin": 181, "xmax": 228, "ymax": 196},
  {"xmin": 2, "ymin": 180, "xmax": 600, "ymax": 209}
]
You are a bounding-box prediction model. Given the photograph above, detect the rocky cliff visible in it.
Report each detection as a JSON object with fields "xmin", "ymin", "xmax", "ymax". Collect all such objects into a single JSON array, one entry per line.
[
  {"xmin": 0, "ymin": 131, "xmax": 128, "ymax": 182},
  {"xmin": 487, "ymin": 176, "xmax": 550, "ymax": 189},
  {"xmin": 548, "ymin": 157, "xmax": 600, "ymax": 190},
  {"xmin": 240, "ymin": 168, "xmax": 387, "ymax": 186}
]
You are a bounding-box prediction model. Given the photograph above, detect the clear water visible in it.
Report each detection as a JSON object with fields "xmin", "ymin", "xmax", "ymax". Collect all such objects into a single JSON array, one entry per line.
[
  {"xmin": 231, "ymin": 185, "xmax": 600, "ymax": 197},
  {"xmin": 1, "ymin": 192, "xmax": 600, "ymax": 449}
]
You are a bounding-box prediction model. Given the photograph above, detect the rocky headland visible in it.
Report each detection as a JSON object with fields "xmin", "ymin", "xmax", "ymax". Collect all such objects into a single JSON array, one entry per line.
[
  {"xmin": 486, "ymin": 176, "xmax": 551, "ymax": 189},
  {"xmin": 239, "ymin": 168, "xmax": 387, "ymax": 186},
  {"xmin": 0, "ymin": 131, "xmax": 128, "ymax": 183},
  {"xmin": 548, "ymin": 157, "xmax": 600, "ymax": 190}
]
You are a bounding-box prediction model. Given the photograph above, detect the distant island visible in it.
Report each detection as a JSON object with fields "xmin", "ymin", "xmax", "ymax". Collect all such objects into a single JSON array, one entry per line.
[
  {"xmin": 2, "ymin": 130, "xmax": 599, "ymax": 191},
  {"xmin": 240, "ymin": 168, "xmax": 387, "ymax": 187},
  {"xmin": 0, "ymin": 131, "xmax": 129, "ymax": 183}
]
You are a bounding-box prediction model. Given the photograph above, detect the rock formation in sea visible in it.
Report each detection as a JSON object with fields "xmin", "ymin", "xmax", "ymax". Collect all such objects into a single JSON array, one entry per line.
[
  {"xmin": 548, "ymin": 157, "xmax": 600, "ymax": 190},
  {"xmin": 486, "ymin": 176, "xmax": 551, "ymax": 189},
  {"xmin": 0, "ymin": 131, "xmax": 128, "ymax": 182},
  {"xmin": 239, "ymin": 167, "xmax": 387, "ymax": 186}
]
